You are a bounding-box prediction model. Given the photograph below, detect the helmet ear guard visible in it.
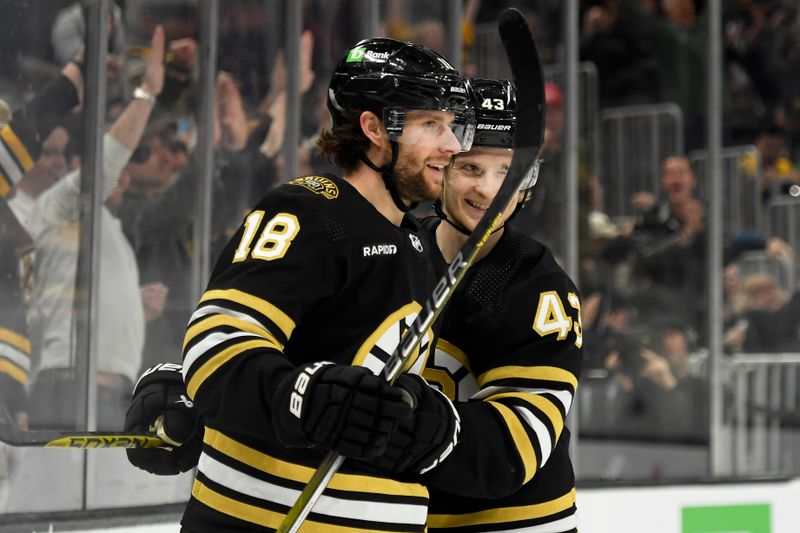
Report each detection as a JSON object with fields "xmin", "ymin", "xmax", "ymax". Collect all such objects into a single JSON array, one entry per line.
[{"xmin": 517, "ymin": 157, "xmax": 542, "ymax": 202}]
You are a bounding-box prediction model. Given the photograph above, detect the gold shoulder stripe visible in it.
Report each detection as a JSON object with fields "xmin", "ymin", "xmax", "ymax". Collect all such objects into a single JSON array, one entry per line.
[
  {"xmin": 427, "ymin": 488, "xmax": 576, "ymax": 528},
  {"xmin": 200, "ymin": 289, "xmax": 295, "ymax": 340},
  {"xmin": 477, "ymin": 365, "xmax": 578, "ymax": 392},
  {"xmin": 0, "ymin": 125, "xmax": 34, "ymax": 172},
  {"xmin": 435, "ymin": 338, "xmax": 472, "ymax": 373},
  {"xmin": 204, "ymin": 428, "xmax": 428, "ymax": 498},
  {"xmin": 187, "ymin": 338, "xmax": 280, "ymax": 399},
  {"xmin": 0, "ymin": 359, "xmax": 28, "ymax": 385},
  {"xmin": 486, "ymin": 392, "xmax": 565, "ymax": 438},
  {"xmin": 0, "ymin": 327, "xmax": 31, "ymax": 354},
  {"xmin": 183, "ymin": 314, "xmax": 283, "ymax": 352},
  {"xmin": 487, "ymin": 401, "xmax": 537, "ymax": 484},
  {"xmin": 192, "ymin": 479, "xmax": 398, "ymax": 532}
]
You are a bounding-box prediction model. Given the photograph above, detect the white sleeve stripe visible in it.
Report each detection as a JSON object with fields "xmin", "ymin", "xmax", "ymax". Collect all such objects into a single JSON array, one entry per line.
[
  {"xmin": 190, "ymin": 304, "xmax": 271, "ymax": 333},
  {"xmin": 0, "ymin": 343, "xmax": 30, "ymax": 372},
  {"xmin": 501, "ymin": 513, "xmax": 579, "ymax": 532},
  {"xmin": 0, "ymin": 141, "xmax": 23, "ymax": 184},
  {"xmin": 198, "ymin": 453, "xmax": 428, "ymax": 525},
  {"xmin": 473, "ymin": 386, "xmax": 573, "ymax": 412},
  {"xmin": 182, "ymin": 330, "xmax": 262, "ymax": 381},
  {"xmin": 512, "ymin": 404, "xmax": 554, "ymax": 467}
]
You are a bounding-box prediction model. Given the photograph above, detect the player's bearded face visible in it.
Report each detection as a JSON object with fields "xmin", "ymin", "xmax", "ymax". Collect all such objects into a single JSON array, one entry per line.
[
  {"xmin": 443, "ymin": 148, "xmax": 515, "ymax": 231},
  {"xmin": 392, "ymin": 110, "xmax": 463, "ymax": 204}
]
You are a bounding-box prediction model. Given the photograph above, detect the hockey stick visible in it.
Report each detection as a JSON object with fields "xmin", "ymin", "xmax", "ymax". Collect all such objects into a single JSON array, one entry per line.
[
  {"xmin": 277, "ymin": 8, "xmax": 546, "ymax": 532},
  {"xmin": 0, "ymin": 424, "xmax": 164, "ymax": 449},
  {"xmin": 0, "ymin": 407, "xmax": 168, "ymax": 448}
]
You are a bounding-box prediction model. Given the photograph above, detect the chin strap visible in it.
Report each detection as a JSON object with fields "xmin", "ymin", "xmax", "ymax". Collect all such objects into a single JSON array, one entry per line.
[
  {"xmin": 433, "ymin": 199, "xmax": 470, "ymax": 236},
  {"xmin": 360, "ymin": 141, "xmax": 417, "ymax": 212}
]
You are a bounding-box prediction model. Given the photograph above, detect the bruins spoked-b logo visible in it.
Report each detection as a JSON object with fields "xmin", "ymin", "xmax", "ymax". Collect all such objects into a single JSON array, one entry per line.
[
  {"xmin": 287, "ymin": 176, "xmax": 339, "ymax": 200},
  {"xmin": 351, "ymin": 303, "xmax": 433, "ymax": 377}
]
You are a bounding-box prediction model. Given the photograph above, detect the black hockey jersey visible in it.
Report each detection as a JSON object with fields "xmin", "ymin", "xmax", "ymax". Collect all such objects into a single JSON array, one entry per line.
[
  {"xmin": 421, "ymin": 220, "xmax": 582, "ymax": 533},
  {"xmin": 181, "ymin": 175, "xmax": 441, "ymax": 532}
]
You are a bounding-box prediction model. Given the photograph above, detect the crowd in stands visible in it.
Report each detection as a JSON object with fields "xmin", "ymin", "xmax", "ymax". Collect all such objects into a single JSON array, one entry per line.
[{"xmin": 0, "ymin": 0, "xmax": 799, "ymax": 463}]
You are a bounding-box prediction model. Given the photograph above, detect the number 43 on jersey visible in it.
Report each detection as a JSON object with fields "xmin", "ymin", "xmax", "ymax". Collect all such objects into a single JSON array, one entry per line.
[{"xmin": 533, "ymin": 291, "xmax": 582, "ymax": 348}]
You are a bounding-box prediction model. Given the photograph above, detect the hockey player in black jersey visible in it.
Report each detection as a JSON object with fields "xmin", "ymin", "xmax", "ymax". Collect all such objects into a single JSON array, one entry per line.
[
  {"xmin": 125, "ymin": 78, "xmax": 581, "ymax": 532},
  {"xmin": 413, "ymin": 78, "xmax": 582, "ymax": 532},
  {"xmin": 126, "ymin": 38, "xmax": 474, "ymax": 532}
]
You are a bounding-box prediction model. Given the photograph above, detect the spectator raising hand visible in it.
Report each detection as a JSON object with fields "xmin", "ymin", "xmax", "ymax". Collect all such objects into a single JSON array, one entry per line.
[
  {"xmin": 139, "ymin": 24, "xmax": 165, "ymax": 101},
  {"xmin": 213, "ymin": 72, "xmax": 248, "ymax": 152}
]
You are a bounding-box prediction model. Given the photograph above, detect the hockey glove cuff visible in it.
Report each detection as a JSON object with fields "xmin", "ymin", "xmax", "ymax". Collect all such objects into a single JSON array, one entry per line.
[
  {"xmin": 272, "ymin": 362, "xmax": 413, "ymax": 459},
  {"xmin": 124, "ymin": 363, "xmax": 203, "ymax": 475},
  {"xmin": 366, "ymin": 373, "xmax": 460, "ymax": 476}
]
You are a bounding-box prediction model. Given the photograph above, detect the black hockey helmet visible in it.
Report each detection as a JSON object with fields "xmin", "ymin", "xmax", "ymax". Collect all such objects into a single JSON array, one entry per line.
[
  {"xmin": 471, "ymin": 78, "xmax": 539, "ymax": 203},
  {"xmin": 435, "ymin": 78, "xmax": 542, "ymax": 233},
  {"xmin": 328, "ymin": 38, "xmax": 476, "ymax": 151}
]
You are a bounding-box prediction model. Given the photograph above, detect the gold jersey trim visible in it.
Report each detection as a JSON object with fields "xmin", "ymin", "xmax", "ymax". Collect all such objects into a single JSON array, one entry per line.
[
  {"xmin": 427, "ymin": 488, "xmax": 577, "ymax": 528},
  {"xmin": 0, "ymin": 327, "xmax": 31, "ymax": 354},
  {"xmin": 192, "ymin": 479, "xmax": 379, "ymax": 532},
  {"xmin": 204, "ymin": 428, "xmax": 429, "ymax": 498},
  {"xmin": 0, "ymin": 125, "xmax": 34, "ymax": 172},
  {"xmin": 186, "ymin": 338, "xmax": 280, "ymax": 399},
  {"xmin": 0, "ymin": 359, "xmax": 27, "ymax": 385},
  {"xmin": 478, "ymin": 365, "xmax": 578, "ymax": 392},
  {"xmin": 0, "ymin": 170, "xmax": 10, "ymax": 196},
  {"xmin": 183, "ymin": 314, "xmax": 284, "ymax": 352},
  {"xmin": 486, "ymin": 392, "xmax": 565, "ymax": 438},
  {"xmin": 487, "ymin": 401, "xmax": 537, "ymax": 483},
  {"xmin": 199, "ymin": 289, "xmax": 296, "ymax": 340}
]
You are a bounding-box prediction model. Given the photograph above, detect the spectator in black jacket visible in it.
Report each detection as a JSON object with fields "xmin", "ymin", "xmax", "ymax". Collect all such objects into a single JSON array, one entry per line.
[{"xmin": 630, "ymin": 155, "xmax": 707, "ymax": 334}]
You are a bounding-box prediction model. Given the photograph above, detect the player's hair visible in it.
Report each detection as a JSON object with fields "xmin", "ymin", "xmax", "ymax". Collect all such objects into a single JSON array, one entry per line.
[{"xmin": 317, "ymin": 113, "xmax": 370, "ymax": 171}]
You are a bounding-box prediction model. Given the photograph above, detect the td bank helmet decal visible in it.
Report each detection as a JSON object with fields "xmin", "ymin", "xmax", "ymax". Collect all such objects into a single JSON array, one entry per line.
[{"xmin": 346, "ymin": 46, "xmax": 390, "ymax": 63}]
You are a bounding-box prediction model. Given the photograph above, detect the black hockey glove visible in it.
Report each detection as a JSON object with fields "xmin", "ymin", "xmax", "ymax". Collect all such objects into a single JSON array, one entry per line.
[
  {"xmin": 124, "ymin": 363, "xmax": 203, "ymax": 475},
  {"xmin": 365, "ymin": 373, "xmax": 460, "ymax": 476},
  {"xmin": 272, "ymin": 362, "xmax": 414, "ymax": 459}
]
